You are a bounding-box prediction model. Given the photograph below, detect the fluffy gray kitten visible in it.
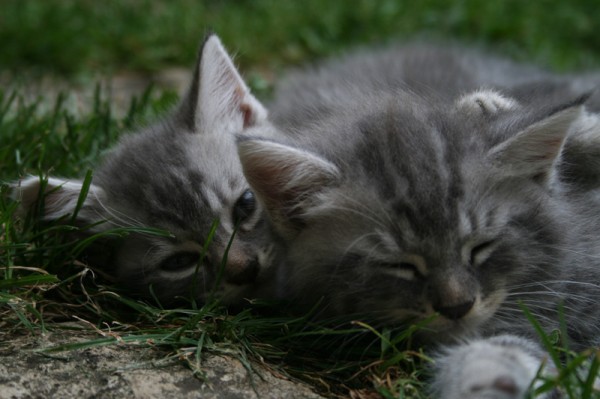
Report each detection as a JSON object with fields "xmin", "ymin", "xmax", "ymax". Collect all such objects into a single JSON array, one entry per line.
[
  {"xmin": 238, "ymin": 44, "xmax": 600, "ymax": 398},
  {"xmin": 13, "ymin": 35, "xmax": 277, "ymax": 306}
]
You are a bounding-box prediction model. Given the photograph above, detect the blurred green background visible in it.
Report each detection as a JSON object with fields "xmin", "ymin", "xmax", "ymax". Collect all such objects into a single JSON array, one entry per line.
[{"xmin": 1, "ymin": 0, "xmax": 599, "ymax": 79}]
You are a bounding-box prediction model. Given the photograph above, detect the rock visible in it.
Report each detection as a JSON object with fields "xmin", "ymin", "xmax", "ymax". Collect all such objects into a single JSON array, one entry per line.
[{"xmin": 0, "ymin": 328, "xmax": 324, "ymax": 399}]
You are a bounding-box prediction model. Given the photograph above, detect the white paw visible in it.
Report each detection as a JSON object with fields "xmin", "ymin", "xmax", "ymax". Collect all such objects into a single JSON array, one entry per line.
[
  {"xmin": 456, "ymin": 89, "xmax": 519, "ymax": 116},
  {"xmin": 432, "ymin": 336, "xmax": 550, "ymax": 399},
  {"xmin": 453, "ymin": 347, "xmax": 535, "ymax": 398}
]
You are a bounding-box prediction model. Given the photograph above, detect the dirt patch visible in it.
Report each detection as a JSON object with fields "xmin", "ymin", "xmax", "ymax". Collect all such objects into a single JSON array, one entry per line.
[{"xmin": 0, "ymin": 327, "xmax": 324, "ymax": 399}]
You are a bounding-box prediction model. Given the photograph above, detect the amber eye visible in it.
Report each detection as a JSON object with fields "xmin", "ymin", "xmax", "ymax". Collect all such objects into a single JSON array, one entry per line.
[
  {"xmin": 233, "ymin": 189, "xmax": 257, "ymax": 224},
  {"xmin": 159, "ymin": 252, "xmax": 200, "ymax": 272}
]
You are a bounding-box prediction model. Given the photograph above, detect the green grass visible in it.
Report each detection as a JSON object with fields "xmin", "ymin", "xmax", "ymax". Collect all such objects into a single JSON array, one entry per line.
[
  {"xmin": 1, "ymin": 0, "xmax": 600, "ymax": 80},
  {"xmin": 2, "ymin": 0, "xmax": 600, "ymax": 397},
  {"xmin": 0, "ymin": 85, "xmax": 178, "ymax": 181}
]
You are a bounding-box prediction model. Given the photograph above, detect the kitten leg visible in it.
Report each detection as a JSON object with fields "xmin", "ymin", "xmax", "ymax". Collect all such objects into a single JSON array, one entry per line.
[{"xmin": 431, "ymin": 335, "xmax": 556, "ymax": 399}]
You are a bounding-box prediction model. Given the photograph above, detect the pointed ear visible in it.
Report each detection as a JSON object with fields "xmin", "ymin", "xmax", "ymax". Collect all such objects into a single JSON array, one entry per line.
[
  {"xmin": 489, "ymin": 106, "xmax": 583, "ymax": 182},
  {"xmin": 12, "ymin": 176, "xmax": 105, "ymax": 223},
  {"xmin": 237, "ymin": 138, "xmax": 340, "ymax": 237},
  {"xmin": 177, "ymin": 34, "xmax": 267, "ymax": 133}
]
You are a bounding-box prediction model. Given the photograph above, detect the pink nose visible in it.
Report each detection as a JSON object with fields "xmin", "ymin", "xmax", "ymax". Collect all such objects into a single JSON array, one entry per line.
[{"xmin": 225, "ymin": 257, "xmax": 259, "ymax": 285}]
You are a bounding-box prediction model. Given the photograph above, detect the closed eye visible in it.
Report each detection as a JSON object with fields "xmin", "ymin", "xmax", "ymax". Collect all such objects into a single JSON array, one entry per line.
[
  {"xmin": 378, "ymin": 262, "xmax": 420, "ymax": 280},
  {"xmin": 159, "ymin": 251, "xmax": 201, "ymax": 272},
  {"xmin": 470, "ymin": 240, "xmax": 496, "ymax": 266}
]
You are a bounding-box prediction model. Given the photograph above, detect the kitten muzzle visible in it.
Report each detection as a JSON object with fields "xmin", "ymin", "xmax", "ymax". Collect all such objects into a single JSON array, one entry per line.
[
  {"xmin": 224, "ymin": 257, "xmax": 260, "ymax": 285},
  {"xmin": 433, "ymin": 298, "xmax": 476, "ymax": 320}
]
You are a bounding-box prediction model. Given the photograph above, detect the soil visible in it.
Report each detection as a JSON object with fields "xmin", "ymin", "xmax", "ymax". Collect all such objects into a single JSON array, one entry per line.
[{"xmin": 0, "ymin": 326, "xmax": 324, "ymax": 399}]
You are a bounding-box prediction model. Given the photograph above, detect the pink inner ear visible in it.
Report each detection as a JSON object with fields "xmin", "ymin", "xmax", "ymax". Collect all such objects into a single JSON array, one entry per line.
[
  {"xmin": 241, "ymin": 103, "xmax": 253, "ymax": 128},
  {"xmin": 232, "ymin": 84, "xmax": 253, "ymax": 128},
  {"xmin": 245, "ymin": 161, "xmax": 286, "ymax": 205}
]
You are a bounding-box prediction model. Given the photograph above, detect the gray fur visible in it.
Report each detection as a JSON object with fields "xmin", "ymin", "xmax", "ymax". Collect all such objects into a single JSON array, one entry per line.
[
  {"xmin": 239, "ymin": 44, "xmax": 600, "ymax": 398},
  {"xmin": 271, "ymin": 42, "xmax": 600, "ymax": 124},
  {"xmin": 270, "ymin": 43, "xmax": 600, "ymax": 192},
  {"xmin": 13, "ymin": 35, "xmax": 277, "ymax": 306}
]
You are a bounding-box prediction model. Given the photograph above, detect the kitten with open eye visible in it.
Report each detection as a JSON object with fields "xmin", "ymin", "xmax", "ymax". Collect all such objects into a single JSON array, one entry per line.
[
  {"xmin": 238, "ymin": 44, "xmax": 600, "ymax": 398},
  {"xmin": 12, "ymin": 35, "xmax": 278, "ymax": 306}
]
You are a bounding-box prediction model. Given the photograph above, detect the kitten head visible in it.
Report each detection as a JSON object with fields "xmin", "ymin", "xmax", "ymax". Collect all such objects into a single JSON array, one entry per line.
[
  {"xmin": 13, "ymin": 34, "xmax": 276, "ymax": 306},
  {"xmin": 239, "ymin": 91, "xmax": 586, "ymax": 342}
]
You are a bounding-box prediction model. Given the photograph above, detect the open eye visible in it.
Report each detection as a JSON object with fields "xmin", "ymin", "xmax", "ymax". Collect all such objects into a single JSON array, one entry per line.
[
  {"xmin": 159, "ymin": 251, "xmax": 200, "ymax": 272},
  {"xmin": 470, "ymin": 240, "xmax": 496, "ymax": 266},
  {"xmin": 233, "ymin": 189, "xmax": 257, "ymax": 224}
]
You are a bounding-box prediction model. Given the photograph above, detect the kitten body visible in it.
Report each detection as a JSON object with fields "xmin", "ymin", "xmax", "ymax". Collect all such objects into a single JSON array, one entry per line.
[
  {"xmin": 13, "ymin": 35, "xmax": 278, "ymax": 306},
  {"xmin": 271, "ymin": 42, "xmax": 600, "ymax": 123},
  {"xmin": 240, "ymin": 44, "xmax": 600, "ymax": 397}
]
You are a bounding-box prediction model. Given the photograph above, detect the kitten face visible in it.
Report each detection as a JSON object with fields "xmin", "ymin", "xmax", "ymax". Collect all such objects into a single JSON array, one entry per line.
[
  {"xmin": 13, "ymin": 35, "xmax": 277, "ymax": 306},
  {"xmin": 280, "ymin": 177, "xmax": 558, "ymax": 342},
  {"xmin": 239, "ymin": 92, "xmax": 584, "ymax": 342},
  {"xmin": 94, "ymin": 122, "xmax": 275, "ymax": 305}
]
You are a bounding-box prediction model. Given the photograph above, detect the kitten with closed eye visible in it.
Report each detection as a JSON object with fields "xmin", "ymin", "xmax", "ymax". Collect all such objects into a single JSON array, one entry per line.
[
  {"xmin": 12, "ymin": 34, "xmax": 278, "ymax": 306},
  {"xmin": 238, "ymin": 44, "xmax": 600, "ymax": 398}
]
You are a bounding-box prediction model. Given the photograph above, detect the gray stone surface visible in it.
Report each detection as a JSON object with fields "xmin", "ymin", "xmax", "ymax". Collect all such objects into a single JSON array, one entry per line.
[{"xmin": 0, "ymin": 329, "xmax": 324, "ymax": 399}]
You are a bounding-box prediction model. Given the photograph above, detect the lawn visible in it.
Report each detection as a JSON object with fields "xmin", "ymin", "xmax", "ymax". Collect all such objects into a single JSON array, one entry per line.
[{"xmin": 2, "ymin": 1, "xmax": 600, "ymax": 397}]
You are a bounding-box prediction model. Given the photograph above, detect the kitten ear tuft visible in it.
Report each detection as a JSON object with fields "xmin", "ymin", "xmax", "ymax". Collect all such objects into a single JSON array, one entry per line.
[
  {"xmin": 177, "ymin": 34, "xmax": 267, "ymax": 133},
  {"xmin": 12, "ymin": 176, "xmax": 105, "ymax": 222},
  {"xmin": 237, "ymin": 138, "xmax": 340, "ymax": 237},
  {"xmin": 489, "ymin": 106, "xmax": 583, "ymax": 182}
]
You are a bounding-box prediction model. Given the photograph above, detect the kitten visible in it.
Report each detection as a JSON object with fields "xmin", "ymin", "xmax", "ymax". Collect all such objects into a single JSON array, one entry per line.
[
  {"xmin": 239, "ymin": 44, "xmax": 600, "ymax": 398},
  {"xmin": 12, "ymin": 34, "xmax": 278, "ymax": 306}
]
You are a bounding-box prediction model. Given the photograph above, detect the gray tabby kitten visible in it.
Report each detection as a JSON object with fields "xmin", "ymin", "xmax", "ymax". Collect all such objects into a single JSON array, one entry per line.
[
  {"xmin": 13, "ymin": 35, "xmax": 277, "ymax": 306},
  {"xmin": 238, "ymin": 44, "xmax": 600, "ymax": 398}
]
